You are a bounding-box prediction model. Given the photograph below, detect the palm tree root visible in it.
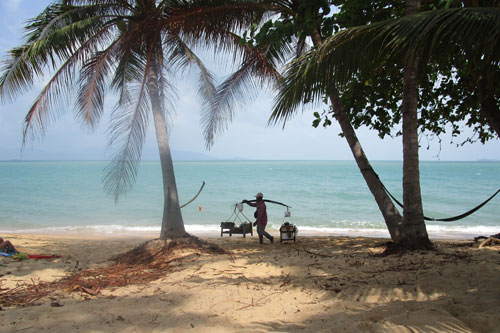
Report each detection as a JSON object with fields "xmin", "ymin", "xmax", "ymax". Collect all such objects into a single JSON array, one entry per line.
[{"xmin": 474, "ymin": 233, "xmax": 500, "ymax": 248}]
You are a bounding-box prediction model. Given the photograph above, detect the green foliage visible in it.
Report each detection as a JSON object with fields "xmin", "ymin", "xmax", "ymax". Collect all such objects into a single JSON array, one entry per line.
[
  {"xmin": 332, "ymin": 0, "xmax": 405, "ymax": 26},
  {"xmin": 315, "ymin": 0, "xmax": 500, "ymax": 144},
  {"xmin": 312, "ymin": 110, "xmax": 332, "ymax": 128},
  {"xmin": 241, "ymin": 0, "xmax": 334, "ymax": 50}
]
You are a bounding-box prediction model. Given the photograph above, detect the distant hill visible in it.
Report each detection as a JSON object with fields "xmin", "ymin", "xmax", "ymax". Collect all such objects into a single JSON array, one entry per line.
[
  {"xmin": 171, "ymin": 150, "xmax": 217, "ymax": 161},
  {"xmin": 0, "ymin": 147, "xmax": 219, "ymax": 161},
  {"xmin": 477, "ymin": 159, "xmax": 500, "ymax": 162}
]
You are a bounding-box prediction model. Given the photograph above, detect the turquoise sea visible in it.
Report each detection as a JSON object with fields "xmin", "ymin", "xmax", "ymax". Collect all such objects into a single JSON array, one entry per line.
[{"xmin": 0, "ymin": 160, "xmax": 499, "ymax": 239}]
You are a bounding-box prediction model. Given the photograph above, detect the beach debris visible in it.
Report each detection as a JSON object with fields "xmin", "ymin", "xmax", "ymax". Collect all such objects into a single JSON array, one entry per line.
[
  {"xmin": 235, "ymin": 291, "xmax": 280, "ymax": 310},
  {"xmin": 478, "ymin": 237, "xmax": 500, "ymax": 248},
  {"xmin": 291, "ymin": 245, "xmax": 334, "ymax": 258},
  {"xmin": 0, "ymin": 236, "xmax": 231, "ymax": 308},
  {"xmin": 474, "ymin": 233, "xmax": 500, "ymax": 248}
]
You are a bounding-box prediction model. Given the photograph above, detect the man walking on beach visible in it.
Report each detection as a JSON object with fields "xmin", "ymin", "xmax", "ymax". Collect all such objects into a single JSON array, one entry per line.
[{"xmin": 243, "ymin": 193, "xmax": 274, "ymax": 244}]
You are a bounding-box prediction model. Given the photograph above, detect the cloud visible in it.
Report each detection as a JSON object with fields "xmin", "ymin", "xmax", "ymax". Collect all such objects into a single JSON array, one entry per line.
[{"xmin": 2, "ymin": 0, "xmax": 23, "ymax": 13}]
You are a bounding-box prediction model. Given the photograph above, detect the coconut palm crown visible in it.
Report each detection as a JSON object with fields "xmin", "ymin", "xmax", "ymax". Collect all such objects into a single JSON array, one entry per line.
[
  {"xmin": 273, "ymin": 7, "xmax": 500, "ymax": 139},
  {"xmin": 0, "ymin": 0, "xmax": 266, "ymax": 239}
]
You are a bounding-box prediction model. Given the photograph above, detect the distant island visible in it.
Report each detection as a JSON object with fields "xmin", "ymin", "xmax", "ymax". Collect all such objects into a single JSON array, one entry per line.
[
  {"xmin": 171, "ymin": 150, "xmax": 216, "ymax": 161},
  {"xmin": 477, "ymin": 159, "xmax": 500, "ymax": 162}
]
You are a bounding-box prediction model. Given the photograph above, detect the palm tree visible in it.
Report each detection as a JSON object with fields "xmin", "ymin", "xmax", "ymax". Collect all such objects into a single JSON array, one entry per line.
[
  {"xmin": 400, "ymin": 0, "xmax": 430, "ymax": 249},
  {"xmin": 272, "ymin": 6, "xmax": 500, "ymax": 248},
  {"xmin": 203, "ymin": 0, "xmax": 405, "ymax": 243},
  {"xmin": 0, "ymin": 0, "xmax": 262, "ymax": 239}
]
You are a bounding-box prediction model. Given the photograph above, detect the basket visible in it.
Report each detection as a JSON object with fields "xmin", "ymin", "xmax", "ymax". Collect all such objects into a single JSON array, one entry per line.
[{"xmin": 220, "ymin": 222, "xmax": 253, "ymax": 238}]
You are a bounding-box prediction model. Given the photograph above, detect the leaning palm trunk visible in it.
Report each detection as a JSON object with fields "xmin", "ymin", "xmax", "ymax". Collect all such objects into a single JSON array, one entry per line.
[
  {"xmin": 310, "ymin": 31, "xmax": 403, "ymax": 243},
  {"xmin": 330, "ymin": 87, "xmax": 404, "ymax": 242},
  {"xmin": 148, "ymin": 54, "xmax": 188, "ymax": 239},
  {"xmin": 400, "ymin": 0, "xmax": 431, "ymax": 249}
]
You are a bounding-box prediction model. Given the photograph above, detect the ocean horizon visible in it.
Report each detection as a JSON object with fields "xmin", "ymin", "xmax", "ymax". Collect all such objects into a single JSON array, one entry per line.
[{"xmin": 1, "ymin": 160, "xmax": 499, "ymax": 240}]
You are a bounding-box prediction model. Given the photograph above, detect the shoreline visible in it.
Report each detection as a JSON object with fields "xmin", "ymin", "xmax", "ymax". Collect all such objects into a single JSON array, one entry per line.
[
  {"xmin": 1, "ymin": 233, "xmax": 499, "ymax": 332},
  {"xmin": 1, "ymin": 225, "xmax": 493, "ymax": 241}
]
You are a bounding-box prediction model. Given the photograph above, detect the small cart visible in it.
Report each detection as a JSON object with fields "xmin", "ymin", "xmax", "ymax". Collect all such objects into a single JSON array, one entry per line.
[
  {"xmin": 220, "ymin": 203, "xmax": 253, "ymax": 238},
  {"xmin": 280, "ymin": 222, "xmax": 298, "ymax": 243}
]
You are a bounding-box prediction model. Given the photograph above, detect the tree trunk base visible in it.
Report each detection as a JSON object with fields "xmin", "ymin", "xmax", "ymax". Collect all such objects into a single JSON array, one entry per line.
[
  {"xmin": 380, "ymin": 239, "xmax": 434, "ymax": 255},
  {"xmin": 160, "ymin": 227, "xmax": 190, "ymax": 240},
  {"xmin": 113, "ymin": 235, "xmax": 230, "ymax": 266}
]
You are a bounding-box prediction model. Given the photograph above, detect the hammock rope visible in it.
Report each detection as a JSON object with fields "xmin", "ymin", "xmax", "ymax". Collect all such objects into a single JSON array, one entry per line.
[
  {"xmin": 361, "ymin": 167, "xmax": 500, "ymax": 222},
  {"xmin": 180, "ymin": 181, "xmax": 206, "ymax": 208}
]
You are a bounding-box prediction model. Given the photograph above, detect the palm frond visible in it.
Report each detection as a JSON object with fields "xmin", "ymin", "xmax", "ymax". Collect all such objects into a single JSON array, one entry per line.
[
  {"xmin": 270, "ymin": 53, "xmax": 326, "ymax": 126},
  {"xmin": 0, "ymin": 2, "xmax": 118, "ymax": 143},
  {"xmin": 165, "ymin": 0, "xmax": 271, "ymax": 36},
  {"xmin": 108, "ymin": 49, "xmax": 141, "ymax": 130},
  {"xmin": 165, "ymin": 35, "xmax": 216, "ymax": 104},
  {"xmin": 76, "ymin": 38, "xmax": 121, "ymax": 130},
  {"xmin": 0, "ymin": 1, "xmax": 126, "ymax": 102},
  {"xmin": 110, "ymin": 35, "xmax": 146, "ymax": 99},
  {"xmin": 21, "ymin": 26, "xmax": 117, "ymax": 142},
  {"xmin": 104, "ymin": 57, "xmax": 151, "ymax": 202},
  {"xmin": 202, "ymin": 57, "xmax": 258, "ymax": 148},
  {"xmin": 164, "ymin": 0, "xmax": 274, "ymax": 57},
  {"xmin": 153, "ymin": 45, "xmax": 178, "ymax": 135},
  {"xmin": 201, "ymin": 39, "xmax": 286, "ymax": 148},
  {"xmin": 157, "ymin": 63, "xmax": 178, "ymax": 134}
]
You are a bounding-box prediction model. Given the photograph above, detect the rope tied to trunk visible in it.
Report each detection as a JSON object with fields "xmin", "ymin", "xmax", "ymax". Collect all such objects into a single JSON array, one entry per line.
[{"xmin": 360, "ymin": 167, "xmax": 500, "ymax": 222}]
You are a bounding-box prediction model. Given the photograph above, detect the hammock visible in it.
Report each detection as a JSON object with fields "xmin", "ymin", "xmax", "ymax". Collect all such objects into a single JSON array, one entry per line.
[
  {"xmin": 361, "ymin": 167, "xmax": 500, "ymax": 222},
  {"xmin": 383, "ymin": 184, "xmax": 500, "ymax": 222}
]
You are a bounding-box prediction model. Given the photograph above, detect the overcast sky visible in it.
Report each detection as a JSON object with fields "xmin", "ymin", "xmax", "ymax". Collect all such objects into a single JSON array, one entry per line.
[{"xmin": 1, "ymin": 0, "xmax": 499, "ymax": 161}]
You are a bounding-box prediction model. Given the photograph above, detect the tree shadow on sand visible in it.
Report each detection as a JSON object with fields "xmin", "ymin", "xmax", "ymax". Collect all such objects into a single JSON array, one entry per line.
[{"xmin": 2, "ymin": 235, "xmax": 499, "ymax": 332}]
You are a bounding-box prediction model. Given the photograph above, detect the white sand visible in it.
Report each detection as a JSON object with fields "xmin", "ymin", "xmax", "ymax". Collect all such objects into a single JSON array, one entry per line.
[{"xmin": 1, "ymin": 233, "xmax": 499, "ymax": 332}]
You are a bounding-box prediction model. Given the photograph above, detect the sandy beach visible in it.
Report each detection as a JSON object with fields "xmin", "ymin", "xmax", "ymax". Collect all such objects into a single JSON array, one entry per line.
[{"xmin": 1, "ymin": 232, "xmax": 499, "ymax": 332}]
